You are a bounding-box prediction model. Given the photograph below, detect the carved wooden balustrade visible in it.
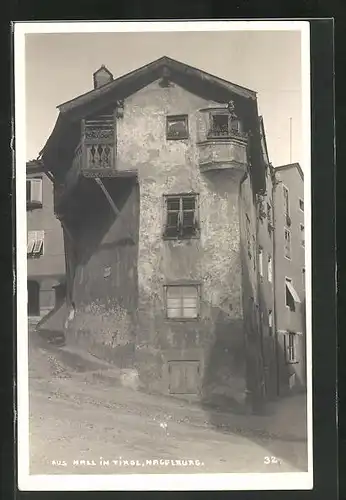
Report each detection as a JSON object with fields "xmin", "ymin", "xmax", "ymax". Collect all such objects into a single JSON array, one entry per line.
[{"xmin": 65, "ymin": 113, "xmax": 116, "ymax": 192}]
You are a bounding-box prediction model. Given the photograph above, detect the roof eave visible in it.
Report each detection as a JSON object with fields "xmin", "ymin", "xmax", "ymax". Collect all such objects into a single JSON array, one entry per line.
[
  {"xmin": 275, "ymin": 162, "xmax": 304, "ymax": 180},
  {"xmin": 57, "ymin": 55, "xmax": 257, "ymax": 115}
]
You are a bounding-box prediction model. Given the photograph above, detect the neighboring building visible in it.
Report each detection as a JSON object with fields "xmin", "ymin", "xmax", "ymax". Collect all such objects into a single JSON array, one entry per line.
[
  {"xmin": 273, "ymin": 162, "xmax": 306, "ymax": 393},
  {"xmin": 253, "ymin": 118, "xmax": 278, "ymax": 401},
  {"xmin": 26, "ymin": 160, "xmax": 66, "ymax": 319},
  {"xmin": 36, "ymin": 56, "xmax": 304, "ymax": 411}
]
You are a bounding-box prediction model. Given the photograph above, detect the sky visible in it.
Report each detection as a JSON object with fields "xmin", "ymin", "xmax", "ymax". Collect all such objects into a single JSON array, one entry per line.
[{"xmin": 24, "ymin": 29, "xmax": 304, "ymax": 169}]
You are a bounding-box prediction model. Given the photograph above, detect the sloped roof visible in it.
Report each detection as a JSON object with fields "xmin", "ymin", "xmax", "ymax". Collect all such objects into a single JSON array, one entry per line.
[
  {"xmin": 259, "ymin": 116, "xmax": 270, "ymax": 165},
  {"xmin": 275, "ymin": 162, "xmax": 304, "ymax": 180},
  {"xmin": 39, "ymin": 55, "xmax": 266, "ymax": 195},
  {"xmin": 57, "ymin": 55, "xmax": 256, "ymax": 115}
]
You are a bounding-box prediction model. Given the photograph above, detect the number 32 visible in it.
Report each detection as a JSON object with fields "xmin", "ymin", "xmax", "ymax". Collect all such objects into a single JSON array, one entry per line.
[{"xmin": 264, "ymin": 456, "xmax": 280, "ymax": 464}]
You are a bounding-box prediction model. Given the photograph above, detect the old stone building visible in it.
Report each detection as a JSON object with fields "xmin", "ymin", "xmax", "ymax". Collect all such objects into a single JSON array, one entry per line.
[
  {"xmin": 26, "ymin": 160, "xmax": 66, "ymax": 320},
  {"xmin": 36, "ymin": 56, "xmax": 304, "ymax": 411}
]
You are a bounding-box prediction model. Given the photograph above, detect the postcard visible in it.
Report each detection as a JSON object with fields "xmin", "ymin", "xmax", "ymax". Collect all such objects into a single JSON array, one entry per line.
[{"xmin": 15, "ymin": 20, "xmax": 313, "ymax": 491}]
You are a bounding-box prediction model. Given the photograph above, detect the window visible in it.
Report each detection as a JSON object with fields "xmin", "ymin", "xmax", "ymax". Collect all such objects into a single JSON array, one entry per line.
[
  {"xmin": 267, "ymin": 255, "xmax": 273, "ymax": 282},
  {"xmin": 300, "ymin": 223, "xmax": 305, "ymax": 247},
  {"xmin": 268, "ymin": 310, "xmax": 273, "ymax": 336},
  {"xmin": 164, "ymin": 194, "xmax": 199, "ymax": 239},
  {"xmin": 267, "ymin": 202, "xmax": 272, "ymax": 224},
  {"xmin": 285, "ymin": 277, "xmax": 301, "ymax": 312},
  {"xmin": 286, "ymin": 333, "xmax": 297, "ymax": 363},
  {"xmin": 208, "ymin": 113, "xmax": 241, "ymax": 138},
  {"xmin": 165, "ymin": 285, "xmax": 199, "ymax": 320},
  {"xmin": 299, "ymin": 198, "xmax": 304, "ymax": 212},
  {"xmin": 258, "ymin": 248, "xmax": 264, "ymax": 277},
  {"xmin": 27, "ymin": 230, "xmax": 44, "ymax": 258},
  {"xmin": 246, "ymin": 214, "xmax": 251, "ymax": 258},
  {"xmin": 166, "ymin": 115, "xmax": 189, "ymax": 140},
  {"xmin": 283, "ymin": 186, "xmax": 290, "ymax": 217},
  {"xmin": 26, "ymin": 178, "xmax": 43, "ymax": 207},
  {"xmin": 284, "ymin": 228, "xmax": 291, "ymax": 259},
  {"xmin": 302, "ymin": 268, "xmax": 306, "ymax": 290}
]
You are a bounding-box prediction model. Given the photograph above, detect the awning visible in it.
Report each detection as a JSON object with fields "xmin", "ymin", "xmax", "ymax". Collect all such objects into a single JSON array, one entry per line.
[{"xmin": 286, "ymin": 280, "xmax": 301, "ymax": 303}]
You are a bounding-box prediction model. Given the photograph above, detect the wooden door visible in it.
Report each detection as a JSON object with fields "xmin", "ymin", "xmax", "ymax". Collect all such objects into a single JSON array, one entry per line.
[{"xmin": 168, "ymin": 361, "xmax": 200, "ymax": 395}]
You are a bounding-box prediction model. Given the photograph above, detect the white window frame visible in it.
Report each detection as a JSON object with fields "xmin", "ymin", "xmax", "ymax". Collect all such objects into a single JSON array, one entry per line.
[
  {"xmin": 267, "ymin": 255, "xmax": 273, "ymax": 283},
  {"xmin": 286, "ymin": 332, "xmax": 297, "ymax": 363},
  {"xmin": 27, "ymin": 230, "xmax": 44, "ymax": 257},
  {"xmin": 27, "ymin": 177, "xmax": 43, "ymax": 206},
  {"xmin": 284, "ymin": 227, "xmax": 291, "ymax": 260},
  {"xmin": 268, "ymin": 310, "xmax": 273, "ymax": 335},
  {"xmin": 258, "ymin": 247, "xmax": 264, "ymax": 277},
  {"xmin": 164, "ymin": 284, "xmax": 200, "ymax": 321}
]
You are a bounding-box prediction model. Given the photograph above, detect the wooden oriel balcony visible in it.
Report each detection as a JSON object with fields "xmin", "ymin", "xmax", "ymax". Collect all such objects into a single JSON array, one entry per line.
[
  {"xmin": 64, "ymin": 113, "xmax": 117, "ymax": 190},
  {"xmin": 198, "ymin": 129, "xmax": 248, "ymax": 174}
]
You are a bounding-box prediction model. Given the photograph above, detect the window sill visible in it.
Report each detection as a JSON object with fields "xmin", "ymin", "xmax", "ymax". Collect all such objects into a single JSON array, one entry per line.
[
  {"xmin": 27, "ymin": 203, "xmax": 43, "ymax": 210},
  {"xmin": 165, "ymin": 318, "xmax": 200, "ymax": 322},
  {"xmin": 286, "ymin": 360, "xmax": 299, "ymax": 365},
  {"xmin": 166, "ymin": 136, "xmax": 189, "ymax": 141},
  {"xmin": 163, "ymin": 234, "xmax": 200, "ymax": 241}
]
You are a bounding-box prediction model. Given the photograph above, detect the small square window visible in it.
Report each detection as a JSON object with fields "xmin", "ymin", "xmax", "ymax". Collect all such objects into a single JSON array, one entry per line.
[
  {"xmin": 27, "ymin": 178, "xmax": 43, "ymax": 208},
  {"xmin": 165, "ymin": 285, "xmax": 199, "ymax": 320},
  {"xmin": 299, "ymin": 198, "xmax": 304, "ymax": 212},
  {"xmin": 164, "ymin": 194, "xmax": 199, "ymax": 239},
  {"xmin": 166, "ymin": 115, "xmax": 189, "ymax": 140},
  {"xmin": 27, "ymin": 230, "xmax": 44, "ymax": 258}
]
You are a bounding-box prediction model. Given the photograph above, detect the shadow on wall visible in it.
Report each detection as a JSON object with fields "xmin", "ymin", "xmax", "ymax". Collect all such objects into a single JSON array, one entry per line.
[
  {"xmin": 201, "ymin": 309, "xmax": 246, "ymax": 413},
  {"xmin": 70, "ymin": 177, "xmax": 137, "ymax": 268},
  {"xmin": 203, "ymin": 169, "xmax": 242, "ymax": 198},
  {"xmin": 62, "ymin": 177, "xmax": 139, "ymax": 369}
]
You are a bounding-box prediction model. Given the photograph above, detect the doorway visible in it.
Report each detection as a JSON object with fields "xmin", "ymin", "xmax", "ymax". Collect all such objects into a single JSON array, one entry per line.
[{"xmin": 27, "ymin": 281, "xmax": 40, "ymax": 316}]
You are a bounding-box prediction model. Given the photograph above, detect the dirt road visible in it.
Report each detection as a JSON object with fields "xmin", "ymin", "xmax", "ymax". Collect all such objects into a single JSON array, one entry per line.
[{"xmin": 28, "ymin": 334, "xmax": 308, "ymax": 475}]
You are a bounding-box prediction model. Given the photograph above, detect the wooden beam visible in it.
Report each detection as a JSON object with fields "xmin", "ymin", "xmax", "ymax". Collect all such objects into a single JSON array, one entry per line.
[
  {"xmin": 94, "ymin": 177, "xmax": 121, "ymax": 216},
  {"xmin": 94, "ymin": 177, "xmax": 134, "ymax": 243}
]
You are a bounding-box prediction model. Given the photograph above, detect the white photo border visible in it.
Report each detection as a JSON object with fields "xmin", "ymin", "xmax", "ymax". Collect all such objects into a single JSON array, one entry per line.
[{"xmin": 15, "ymin": 19, "xmax": 312, "ymax": 492}]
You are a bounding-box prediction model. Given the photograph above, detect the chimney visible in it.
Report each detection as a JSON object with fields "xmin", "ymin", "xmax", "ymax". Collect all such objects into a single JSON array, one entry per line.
[{"xmin": 93, "ymin": 65, "xmax": 113, "ymax": 89}]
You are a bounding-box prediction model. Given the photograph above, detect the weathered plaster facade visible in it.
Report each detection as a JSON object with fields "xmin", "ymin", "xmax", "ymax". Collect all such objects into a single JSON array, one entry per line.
[
  {"xmin": 115, "ymin": 81, "xmax": 248, "ymax": 402},
  {"xmin": 40, "ymin": 57, "xmax": 275, "ymax": 411}
]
